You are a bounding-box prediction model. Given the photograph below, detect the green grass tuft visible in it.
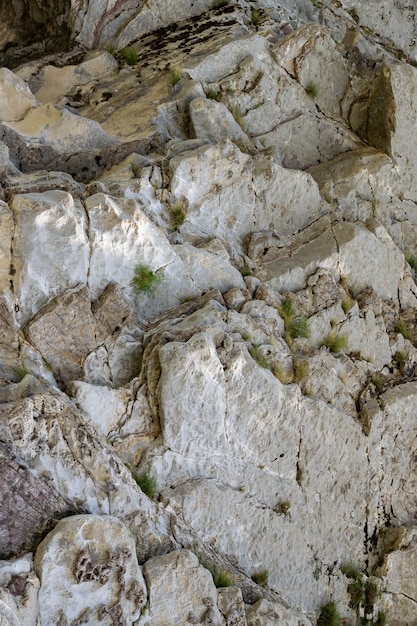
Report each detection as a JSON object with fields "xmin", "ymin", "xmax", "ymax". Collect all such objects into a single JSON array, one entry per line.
[
  {"xmin": 249, "ymin": 345, "xmax": 270, "ymax": 369},
  {"xmin": 305, "ymin": 82, "xmax": 318, "ymax": 99},
  {"xmin": 317, "ymin": 601, "xmax": 340, "ymax": 626},
  {"xmin": 131, "ymin": 264, "xmax": 162, "ymax": 296},
  {"xmin": 320, "ymin": 331, "xmax": 347, "ymax": 353},
  {"xmin": 286, "ymin": 316, "xmax": 310, "ymax": 339},
  {"xmin": 405, "ymin": 253, "xmax": 417, "ymax": 272},
  {"xmin": 341, "ymin": 562, "xmax": 361, "ymax": 580},
  {"xmin": 206, "ymin": 88, "xmax": 222, "ymax": 101},
  {"xmin": 169, "ymin": 203, "xmax": 187, "ymax": 229},
  {"xmin": 395, "ymin": 319, "xmax": 415, "ymax": 342},
  {"xmin": 198, "ymin": 558, "xmax": 234, "ymax": 587},
  {"xmin": 251, "ymin": 9, "xmax": 261, "ymax": 25},
  {"xmin": 120, "ymin": 46, "xmax": 138, "ymax": 65},
  {"xmin": 170, "ymin": 68, "xmax": 182, "ymax": 86},
  {"xmin": 251, "ymin": 570, "xmax": 269, "ymax": 586},
  {"xmin": 132, "ymin": 471, "xmax": 156, "ymax": 498}
]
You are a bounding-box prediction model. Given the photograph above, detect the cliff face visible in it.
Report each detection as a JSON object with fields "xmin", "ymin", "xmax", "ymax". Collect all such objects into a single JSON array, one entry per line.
[{"xmin": 1, "ymin": 1, "xmax": 417, "ymax": 625}]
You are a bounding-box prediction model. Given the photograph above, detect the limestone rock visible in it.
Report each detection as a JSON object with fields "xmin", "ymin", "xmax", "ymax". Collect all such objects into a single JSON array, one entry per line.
[
  {"xmin": 86, "ymin": 193, "xmax": 176, "ymax": 301},
  {"xmin": 11, "ymin": 190, "xmax": 89, "ymax": 325},
  {"xmin": 0, "ymin": 69, "xmax": 38, "ymax": 123},
  {"xmin": 253, "ymin": 158, "xmax": 325, "ymax": 237},
  {"xmin": 33, "ymin": 51, "xmax": 118, "ymax": 105},
  {"xmin": 190, "ymin": 97, "xmax": 250, "ymax": 145},
  {"xmin": 141, "ymin": 549, "xmax": 223, "ymax": 625},
  {"xmin": 246, "ymin": 598, "xmax": 312, "ymax": 626},
  {"xmin": 34, "ymin": 514, "xmax": 146, "ymax": 626},
  {"xmin": 368, "ymin": 61, "xmax": 417, "ymax": 200},
  {"xmin": 169, "ymin": 139, "xmax": 255, "ymax": 250},
  {"xmin": 3, "ymin": 103, "xmax": 117, "ymax": 157},
  {"xmin": 25, "ymin": 285, "xmax": 96, "ymax": 387},
  {"xmin": 0, "ymin": 391, "xmax": 176, "ymax": 561}
]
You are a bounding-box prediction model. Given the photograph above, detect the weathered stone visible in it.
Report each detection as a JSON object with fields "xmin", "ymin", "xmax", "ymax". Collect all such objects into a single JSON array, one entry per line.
[
  {"xmin": 0, "ymin": 201, "xmax": 13, "ymax": 292},
  {"xmin": 10, "ymin": 190, "xmax": 89, "ymax": 325},
  {"xmin": 3, "ymin": 103, "xmax": 117, "ymax": 158},
  {"xmin": 0, "ymin": 452, "xmax": 73, "ymax": 559},
  {"xmin": 253, "ymin": 158, "xmax": 325, "ymax": 237},
  {"xmin": 246, "ymin": 598, "xmax": 312, "ymax": 626},
  {"xmin": 92, "ymin": 283, "xmax": 136, "ymax": 344},
  {"xmin": 0, "ymin": 68, "xmax": 38, "ymax": 123},
  {"xmin": 34, "ymin": 515, "xmax": 146, "ymax": 626},
  {"xmin": 33, "ymin": 51, "xmax": 118, "ymax": 104},
  {"xmin": 24, "ymin": 285, "xmax": 96, "ymax": 387},
  {"xmin": 85, "ymin": 193, "xmax": 176, "ymax": 301},
  {"xmin": 190, "ymin": 97, "xmax": 250, "ymax": 145},
  {"xmin": 142, "ymin": 549, "xmax": 223, "ymax": 626},
  {"xmin": 307, "ymin": 147, "xmax": 395, "ymax": 225},
  {"xmin": 169, "ymin": 139, "xmax": 255, "ymax": 251},
  {"xmin": 368, "ymin": 62, "xmax": 417, "ymax": 200}
]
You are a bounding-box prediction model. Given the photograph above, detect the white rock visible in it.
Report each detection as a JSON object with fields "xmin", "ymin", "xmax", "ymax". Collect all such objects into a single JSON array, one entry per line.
[
  {"xmin": 190, "ymin": 97, "xmax": 250, "ymax": 145},
  {"xmin": 169, "ymin": 139, "xmax": 255, "ymax": 251},
  {"xmin": 86, "ymin": 193, "xmax": 176, "ymax": 300},
  {"xmin": 140, "ymin": 549, "xmax": 224, "ymax": 625},
  {"xmin": 369, "ymin": 62, "xmax": 417, "ymax": 200},
  {"xmin": 34, "ymin": 515, "xmax": 146, "ymax": 626},
  {"xmin": 11, "ymin": 191, "xmax": 89, "ymax": 324},
  {"xmin": 246, "ymin": 598, "xmax": 312, "ymax": 626},
  {"xmin": 4, "ymin": 104, "xmax": 116, "ymax": 156},
  {"xmin": 0, "ymin": 68, "xmax": 38, "ymax": 123},
  {"xmin": 253, "ymin": 158, "xmax": 325, "ymax": 236},
  {"xmin": 70, "ymin": 382, "xmax": 131, "ymax": 435}
]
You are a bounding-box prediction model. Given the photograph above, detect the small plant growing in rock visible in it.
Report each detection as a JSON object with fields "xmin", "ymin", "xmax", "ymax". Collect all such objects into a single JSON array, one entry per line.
[
  {"xmin": 231, "ymin": 104, "xmax": 244, "ymax": 128},
  {"xmin": 287, "ymin": 316, "xmax": 310, "ymax": 339},
  {"xmin": 405, "ymin": 253, "xmax": 417, "ymax": 272},
  {"xmin": 271, "ymin": 363, "xmax": 292, "ymax": 384},
  {"xmin": 320, "ymin": 330, "xmax": 347, "ymax": 353},
  {"xmin": 293, "ymin": 359, "xmax": 308, "ymax": 384},
  {"xmin": 239, "ymin": 266, "xmax": 254, "ymax": 277},
  {"xmin": 395, "ymin": 319, "xmax": 415, "ymax": 342},
  {"xmin": 206, "ymin": 88, "xmax": 222, "ymax": 101},
  {"xmin": 249, "ymin": 345, "xmax": 270, "ymax": 369},
  {"xmin": 120, "ymin": 46, "xmax": 138, "ymax": 65},
  {"xmin": 278, "ymin": 298, "xmax": 310, "ymax": 341},
  {"xmin": 251, "ymin": 570, "xmax": 269, "ymax": 586},
  {"xmin": 133, "ymin": 471, "xmax": 156, "ymax": 498},
  {"xmin": 251, "ymin": 9, "xmax": 261, "ymax": 25},
  {"xmin": 371, "ymin": 373, "xmax": 385, "ymax": 391},
  {"xmin": 317, "ymin": 601, "xmax": 339, "ymax": 626},
  {"xmin": 274, "ymin": 501, "xmax": 291, "ymax": 515},
  {"xmin": 341, "ymin": 562, "xmax": 361, "ymax": 580},
  {"xmin": 305, "ymin": 82, "xmax": 318, "ymax": 99},
  {"xmin": 169, "ymin": 202, "xmax": 187, "ymax": 229},
  {"xmin": 198, "ymin": 558, "xmax": 234, "ymax": 587},
  {"xmin": 105, "ymin": 44, "xmax": 116, "ymax": 57},
  {"xmin": 394, "ymin": 350, "xmax": 408, "ymax": 369},
  {"xmin": 170, "ymin": 67, "xmax": 182, "ymax": 85},
  {"xmin": 131, "ymin": 264, "xmax": 162, "ymax": 296},
  {"xmin": 342, "ymin": 295, "xmax": 355, "ymax": 314}
]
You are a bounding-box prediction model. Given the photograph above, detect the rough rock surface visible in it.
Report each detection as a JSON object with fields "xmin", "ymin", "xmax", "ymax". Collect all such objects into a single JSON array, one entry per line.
[{"xmin": 2, "ymin": 1, "xmax": 417, "ymax": 625}]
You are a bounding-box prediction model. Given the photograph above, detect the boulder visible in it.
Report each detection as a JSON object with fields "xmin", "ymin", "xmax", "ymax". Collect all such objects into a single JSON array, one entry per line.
[
  {"xmin": 34, "ymin": 515, "xmax": 146, "ymax": 626},
  {"xmin": 142, "ymin": 549, "xmax": 223, "ymax": 625}
]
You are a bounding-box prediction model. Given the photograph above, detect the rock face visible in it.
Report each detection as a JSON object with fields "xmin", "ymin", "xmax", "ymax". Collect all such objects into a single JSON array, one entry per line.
[{"xmin": 2, "ymin": 1, "xmax": 417, "ymax": 625}]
